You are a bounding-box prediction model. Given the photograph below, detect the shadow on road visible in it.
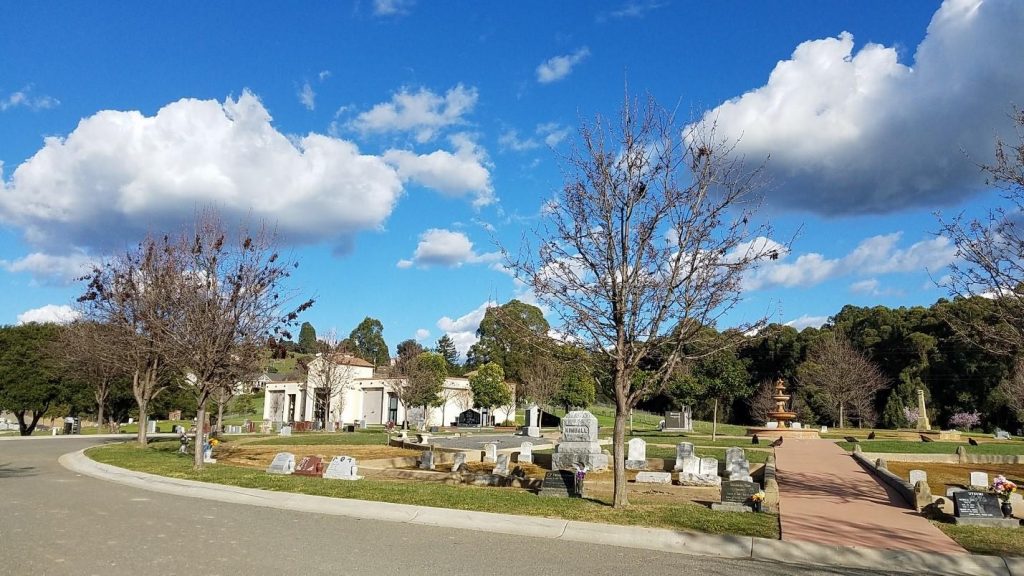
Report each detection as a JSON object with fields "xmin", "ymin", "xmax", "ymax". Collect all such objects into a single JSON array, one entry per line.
[{"xmin": 0, "ymin": 461, "xmax": 37, "ymax": 478}]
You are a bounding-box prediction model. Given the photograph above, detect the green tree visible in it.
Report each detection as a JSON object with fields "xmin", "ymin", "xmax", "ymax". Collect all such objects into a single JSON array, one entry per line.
[
  {"xmin": 400, "ymin": 352, "xmax": 446, "ymax": 429},
  {"xmin": 0, "ymin": 323, "xmax": 66, "ymax": 436},
  {"xmin": 435, "ymin": 334, "xmax": 460, "ymax": 373},
  {"xmin": 469, "ymin": 362, "xmax": 511, "ymax": 424},
  {"xmin": 297, "ymin": 322, "xmax": 317, "ymax": 354},
  {"xmin": 673, "ymin": 343, "xmax": 751, "ymax": 440},
  {"xmin": 475, "ymin": 300, "xmax": 549, "ymax": 386},
  {"xmin": 394, "ymin": 339, "xmax": 425, "ymax": 375},
  {"xmin": 349, "ymin": 317, "xmax": 389, "ymax": 367},
  {"xmin": 556, "ymin": 364, "xmax": 596, "ymax": 409}
]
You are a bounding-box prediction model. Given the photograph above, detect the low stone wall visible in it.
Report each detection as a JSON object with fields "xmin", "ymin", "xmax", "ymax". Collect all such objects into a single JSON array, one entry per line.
[
  {"xmin": 852, "ymin": 451, "xmax": 915, "ymax": 509},
  {"xmin": 762, "ymin": 454, "xmax": 780, "ymax": 514},
  {"xmin": 860, "ymin": 452, "xmax": 1024, "ymax": 465}
]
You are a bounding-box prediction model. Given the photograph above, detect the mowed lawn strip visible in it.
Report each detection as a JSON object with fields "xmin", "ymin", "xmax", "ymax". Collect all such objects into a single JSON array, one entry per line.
[
  {"xmin": 836, "ymin": 440, "xmax": 1024, "ymax": 455},
  {"xmin": 936, "ymin": 524, "xmax": 1024, "ymax": 557},
  {"xmin": 88, "ymin": 441, "xmax": 778, "ymax": 539}
]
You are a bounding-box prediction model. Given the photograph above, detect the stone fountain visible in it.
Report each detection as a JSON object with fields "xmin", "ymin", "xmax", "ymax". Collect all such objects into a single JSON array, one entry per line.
[{"xmin": 746, "ymin": 378, "xmax": 820, "ymax": 439}]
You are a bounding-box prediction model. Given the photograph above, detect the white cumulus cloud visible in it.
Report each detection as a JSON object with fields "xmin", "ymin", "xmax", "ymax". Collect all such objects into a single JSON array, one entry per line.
[
  {"xmin": 0, "ymin": 251, "xmax": 95, "ymax": 284},
  {"xmin": 695, "ymin": 0, "xmax": 1024, "ymax": 214},
  {"xmin": 398, "ymin": 228, "xmax": 500, "ymax": 268},
  {"xmin": 784, "ymin": 314, "xmax": 829, "ymax": 331},
  {"xmin": 744, "ymin": 232, "xmax": 957, "ymax": 291},
  {"xmin": 414, "ymin": 328, "xmax": 430, "ymax": 341},
  {"xmin": 437, "ymin": 301, "xmax": 493, "ymax": 356},
  {"xmin": 350, "ymin": 84, "xmax": 478, "ymax": 143},
  {"xmin": 17, "ymin": 304, "xmax": 80, "ymax": 325},
  {"xmin": 536, "ymin": 47, "xmax": 590, "ymax": 84},
  {"xmin": 1, "ymin": 85, "xmax": 59, "ymax": 112},
  {"xmin": 383, "ymin": 133, "xmax": 494, "ymax": 206},
  {"xmin": 298, "ymin": 81, "xmax": 316, "ymax": 111},
  {"xmin": 0, "ymin": 90, "xmax": 404, "ymax": 254},
  {"xmin": 498, "ymin": 122, "xmax": 570, "ymax": 152}
]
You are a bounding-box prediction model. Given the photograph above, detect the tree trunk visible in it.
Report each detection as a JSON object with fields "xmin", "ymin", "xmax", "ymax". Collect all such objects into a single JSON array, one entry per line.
[
  {"xmin": 612, "ymin": 405, "xmax": 629, "ymax": 508},
  {"xmin": 15, "ymin": 410, "xmax": 40, "ymax": 436},
  {"xmin": 839, "ymin": 404, "xmax": 844, "ymax": 429},
  {"xmin": 96, "ymin": 403, "xmax": 105, "ymax": 434},
  {"xmin": 216, "ymin": 401, "xmax": 225, "ymax": 433},
  {"xmin": 712, "ymin": 398, "xmax": 719, "ymax": 442},
  {"xmin": 194, "ymin": 403, "xmax": 207, "ymax": 469},
  {"xmin": 137, "ymin": 401, "xmax": 149, "ymax": 446}
]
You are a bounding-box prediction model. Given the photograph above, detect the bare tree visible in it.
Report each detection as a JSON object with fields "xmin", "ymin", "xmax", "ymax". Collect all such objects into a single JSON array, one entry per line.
[
  {"xmin": 161, "ymin": 212, "xmax": 312, "ymax": 469},
  {"xmin": 394, "ymin": 352, "xmax": 446, "ymax": 430},
  {"xmin": 747, "ymin": 379, "xmax": 776, "ymax": 425},
  {"xmin": 211, "ymin": 382, "xmax": 235, "ymax": 433},
  {"xmin": 61, "ymin": 321, "xmax": 125, "ymax": 432},
  {"xmin": 506, "ymin": 93, "xmax": 774, "ymax": 507},
  {"xmin": 520, "ymin": 354, "xmax": 564, "ymax": 427},
  {"xmin": 79, "ymin": 233, "xmax": 183, "ymax": 446},
  {"xmin": 308, "ymin": 331, "xmax": 356, "ymax": 431},
  {"xmin": 939, "ymin": 110, "xmax": 1024, "ymax": 356},
  {"xmin": 797, "ymin": 332, "xmax": 890, "ymax": 428},
  {"xmin": 997, "ymin": 356, "xmax": 1024, "ymax": 421}
]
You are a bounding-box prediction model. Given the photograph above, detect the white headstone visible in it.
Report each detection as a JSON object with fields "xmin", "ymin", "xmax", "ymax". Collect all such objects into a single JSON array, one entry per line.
[
  {"xmin": 147, "ymin": 420, "xmax": 157, "ymax": 434},
  {"xmin": 909, "ymin": 469, "xmax": 928, "ymax": 486},
  {"xmin": 452, "ymin": 452, "xmax": 468, "ymax": 472},
  {"xmin": 324, "ymin": 456, "xmax": 361, "ymax": 480},
  {"xmin": 699, "ymin": 457, "xmax": 719, "ymax": 477},
  {"xmin": 820, "ymin": 426, "xmax": 828, "ymax": 433},
  {"xmin": 725, "ymin": 447, "xmax": 745, "ymax": 465},
  {"xmin": 628, "ymin": 438, "xmax": 647, "ymax": 461},
  {"xmin": 420, "ymin": 450, "xmax": 435, "ymax": 470},
  {"xmin": 561, "ymin": 412, "xmax": 599, "ymax": 442},
  {"xmin": 766, "ymin": 421, "xmax": 779, "ymax": 429},
  {"xmin": 635, "ymin": 471, "xmax": 672, "ymax": 484},
  {"xmin": 791, "ymin": 422, "xmax": 802, "ymax": 430},
  {"xmin": 267, "ymin": 452, "xmax": 296, "ymax": 475},
  {"xmin": 483, "ymin": 442, "xmax": 498, "ymax": 463},
  {"xmin": 681, "ymin": 456, "xmax": 701, "ymax": 476},
  {"xmin": 279, "ymin": 425, "xmax": 292, "ymax": 436},
  {"xmin": 493, "ymin": 453, "xmax": 510, "ymax": 475},
  {"xmin": 969, "ymin": 471, "xmax": 989, "ymax": 488},
  {"xmin": 519, "ymin": 442, "xmax": 534, "ymax": 464}
]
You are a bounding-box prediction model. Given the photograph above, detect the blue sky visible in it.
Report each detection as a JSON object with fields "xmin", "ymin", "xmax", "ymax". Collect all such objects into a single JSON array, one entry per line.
[{"xmin": 1, "ymin": 1, "xmax": 1021, "ymax": 357}]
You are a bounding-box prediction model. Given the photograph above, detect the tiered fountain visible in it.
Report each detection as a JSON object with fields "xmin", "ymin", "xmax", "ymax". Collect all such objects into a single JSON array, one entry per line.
[{"xmin": 746, "ymin": 378, "xmax": 820, "ymax": 439}]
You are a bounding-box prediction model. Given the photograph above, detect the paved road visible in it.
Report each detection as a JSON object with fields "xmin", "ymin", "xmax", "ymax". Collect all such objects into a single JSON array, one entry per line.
[{"xmin": 0, "ymin": 438, "xmax": 889, "ymax": 576}]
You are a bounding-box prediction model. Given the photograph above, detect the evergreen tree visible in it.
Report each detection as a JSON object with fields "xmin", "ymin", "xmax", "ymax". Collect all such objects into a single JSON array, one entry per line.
[
  {"xmin": 297, "ymin": 322, "xmax": 317, "ymax": 354},
  {"xmin": 435, "ymin": 334, "xmax": 459, "ymax": 373},
  {"xmin": 349, "ymin": 317, "xmax": 390, "ymax": 367},
  {"xmin": 469, "ymin": 362, "xmax": 511, "ymax": 417}
]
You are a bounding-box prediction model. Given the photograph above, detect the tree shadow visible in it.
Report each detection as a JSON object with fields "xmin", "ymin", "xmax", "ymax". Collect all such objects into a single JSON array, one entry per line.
[{"xmin": 0, "ymin": 462, "xmax": 37, "ymax": 478}]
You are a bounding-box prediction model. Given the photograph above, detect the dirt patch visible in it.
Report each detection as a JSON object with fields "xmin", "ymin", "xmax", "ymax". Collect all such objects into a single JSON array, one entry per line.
[
  {"xmin": 215, "ymin": 443, "xmax": 421, "ymax": 469},
  {"xmin": 887, "ymin": 461, "xmax": 1024, "ymax": 495}
]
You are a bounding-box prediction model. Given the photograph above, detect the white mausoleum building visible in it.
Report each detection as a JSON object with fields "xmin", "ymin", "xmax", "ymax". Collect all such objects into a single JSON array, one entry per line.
[{"xmin": 262, "ymin": 354, "xmax": 515, "ymax": 428}]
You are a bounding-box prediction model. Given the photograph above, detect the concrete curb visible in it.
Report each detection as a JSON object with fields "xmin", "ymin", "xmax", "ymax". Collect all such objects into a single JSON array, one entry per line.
[{"xmin": 60, "ymin": 448, "xmax": 1016, "ymax": 576}]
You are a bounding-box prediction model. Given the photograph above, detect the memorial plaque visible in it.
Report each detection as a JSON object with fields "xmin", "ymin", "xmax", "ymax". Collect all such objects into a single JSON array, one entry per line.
[
  {"xmin": 451, "ymin": 452, "xmax": 467, "ymax": 472},
  {"xmin": 664, "ymin": 411, "xmax": 683, "ymax": 429},
  {"xmin": 539, "ymin": 470, "xmax": 579, "ymax": 498},
  {"xmin": 294, "ymin": 455, "xmax": 324, "ymax": 477},
  {"xmin": 953, "ymin": 490, "xmax": 1002, "ymax": 518},
  {"xmin": 324, "ymin": 456, "xmax": 360, "ymax": 480},
  {"xmin": 721, "ymin": 480, "xmax": 761, "ymax": 505}
]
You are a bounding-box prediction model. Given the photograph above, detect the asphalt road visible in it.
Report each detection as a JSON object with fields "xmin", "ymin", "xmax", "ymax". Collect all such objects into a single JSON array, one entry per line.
[{"xmin": 0, "ymin": 437, "xmax": 889, "ymax": 576}]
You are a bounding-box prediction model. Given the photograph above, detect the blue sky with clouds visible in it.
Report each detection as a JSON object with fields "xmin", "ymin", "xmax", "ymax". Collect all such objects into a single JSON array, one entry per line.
[{"xmin": 1, "ymin": 1, "xmax": 1021, "ymax": 356}]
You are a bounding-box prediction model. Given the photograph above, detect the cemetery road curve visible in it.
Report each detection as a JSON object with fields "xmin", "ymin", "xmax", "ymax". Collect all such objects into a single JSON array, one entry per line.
[{"xmin": 1, "ymin": 437, "xmax": 891, "ymax": 576}]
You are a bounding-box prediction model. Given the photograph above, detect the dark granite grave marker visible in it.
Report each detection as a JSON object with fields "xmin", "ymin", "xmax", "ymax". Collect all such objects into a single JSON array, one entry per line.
[
  {"xmin": 293, "ymin": 455, "xmax": 324, "ymax": 477},
  {"xmin": 953, "ymin": 490, "xmax": 1002, "ymax": 518},
  {"xmin": 721, "ymin": 480, "xmax": 760, "ymax": 505},
  {"xmin": 539, "ymin": 470, "xmax": 579, "ymax": 498}
]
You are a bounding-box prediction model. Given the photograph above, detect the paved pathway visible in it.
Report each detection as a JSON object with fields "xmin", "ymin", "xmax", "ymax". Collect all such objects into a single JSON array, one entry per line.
[{"xmin": 775, "ymin": 439, "xmax": 965, "ymax": 554}]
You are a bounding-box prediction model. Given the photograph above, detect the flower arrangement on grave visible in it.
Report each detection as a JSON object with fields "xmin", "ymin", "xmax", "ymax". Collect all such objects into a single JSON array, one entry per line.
[
  {"xmin": 992, "ymin": 475, "xmax": 1018, "ymax": 502},
  {"xmin": 209, "ymin": 438, "xmax": 220, "ymax": 447},
  {"xmin": 750, "ymin": 490, "xmax": 766, "ymax": 503}
]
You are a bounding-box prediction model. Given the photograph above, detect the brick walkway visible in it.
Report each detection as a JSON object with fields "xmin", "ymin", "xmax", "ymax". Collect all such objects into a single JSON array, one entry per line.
[{"xmin": 775, "ymin": 439, "xmax": 965, "ymax": 553}]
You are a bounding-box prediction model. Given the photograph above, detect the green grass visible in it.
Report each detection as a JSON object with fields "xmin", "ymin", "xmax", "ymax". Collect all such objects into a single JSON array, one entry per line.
[
  {"xmin": 837, "ymin": 440, "xmax": 1024, "ymax": 455},
  {"xmin": 937, "ymin": 523, "xmax": 1024, "ymax": 556},
  {"xmin": 255, "ymin": 431, "xmax": 390, "ymax": 446},
  {"xmin": 88, "ymin": 441, "xmax": 779, "ymax": 539}
]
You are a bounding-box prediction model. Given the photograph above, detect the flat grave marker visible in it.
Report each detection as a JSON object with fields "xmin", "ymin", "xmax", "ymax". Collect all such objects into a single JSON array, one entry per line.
[
  {"xmin": 294, "ymin": 455, "xmax": 324, "ymax": 477},
  {"xmin": 267, "ymin": 452, "xmax": 295, "ymax": 475}
]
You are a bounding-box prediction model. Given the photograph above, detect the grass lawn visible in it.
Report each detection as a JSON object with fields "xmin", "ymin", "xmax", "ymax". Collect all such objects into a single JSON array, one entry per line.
[
  {"xmin": 936, "ymin": 524, "xmax": 1024, "ymax": 557},
  {"xmin": 836, "ymin": 440, "xmax": 1024, "ymax": 455},
  {"xmin": 89, "ymin": 441, "xmax": 778, "ymax": 539}
]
